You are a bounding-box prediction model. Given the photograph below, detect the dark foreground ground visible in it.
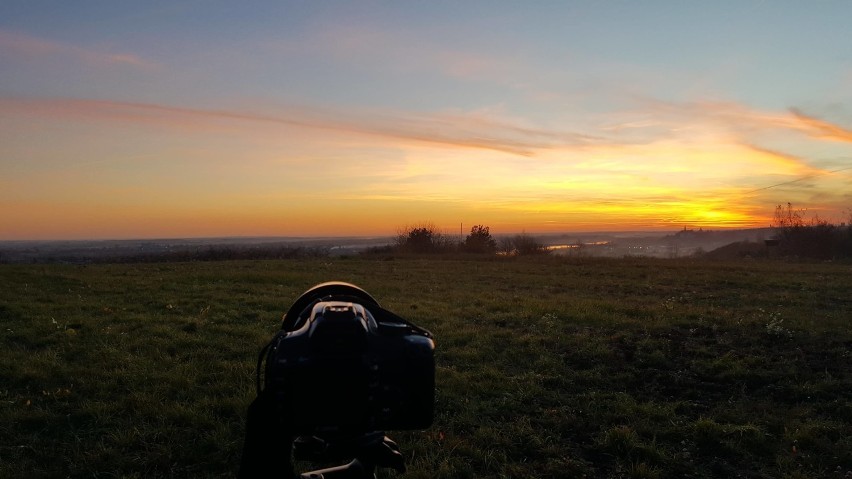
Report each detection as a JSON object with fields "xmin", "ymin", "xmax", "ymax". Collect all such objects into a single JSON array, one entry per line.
[{"xmin": 1, "ymin": 256, "xmax": 850, "ymax": 478}]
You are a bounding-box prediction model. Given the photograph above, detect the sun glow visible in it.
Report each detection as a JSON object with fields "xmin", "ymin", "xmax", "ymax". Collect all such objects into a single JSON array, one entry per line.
[{"xmin": 390, "ymin": 139, "xmax": 817, "ymax": 232}]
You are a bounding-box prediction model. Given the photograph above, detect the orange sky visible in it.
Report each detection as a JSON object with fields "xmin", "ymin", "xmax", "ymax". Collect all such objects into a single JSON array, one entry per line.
[
  {"xmin": 2, "ymin": 4, "xmax": 851, "ymax": 240},
  {"xmin": 2, "ymin": 96, "xmax": 851, "ymax": 239}
]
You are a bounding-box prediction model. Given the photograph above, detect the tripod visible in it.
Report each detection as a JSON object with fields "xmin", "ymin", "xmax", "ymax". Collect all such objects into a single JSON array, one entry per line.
[
  {"xmin": 238, "ymin": 393, "xmax": 406, "ymax": 479},
  {"xmin": 294, "ymin": 432, "xmax": 405, "ymax": 479}
]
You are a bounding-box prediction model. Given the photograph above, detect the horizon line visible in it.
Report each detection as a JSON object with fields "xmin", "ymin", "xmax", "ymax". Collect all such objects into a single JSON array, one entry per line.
[{"xmin": 0, "ymin": 226, "xmax": 776, "ymax": 243}]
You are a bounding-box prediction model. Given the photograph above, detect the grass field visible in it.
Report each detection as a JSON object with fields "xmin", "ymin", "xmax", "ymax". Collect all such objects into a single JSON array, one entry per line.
[{"xmin": 1, "ymin": 256, "xmax": 851, "ymax": 478}]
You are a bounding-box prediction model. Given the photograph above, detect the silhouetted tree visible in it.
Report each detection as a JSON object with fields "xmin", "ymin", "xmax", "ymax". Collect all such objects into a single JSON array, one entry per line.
[
  {"xmin": 396, "ymin": 223, "xmax": 449, "ymax": 253},
  {"xmin": 771, "ymin": 203, "xmax": 850, "ymax": 259},
  {"xmin": 463, "ymin": 225, "xmax": 497, "ymax": 254},
  {"xmin": 772, "ymin": 202, "xmax": 805, "ymax": 230}
]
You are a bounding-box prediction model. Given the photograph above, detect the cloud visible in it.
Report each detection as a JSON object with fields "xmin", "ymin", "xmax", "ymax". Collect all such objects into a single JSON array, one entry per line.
[
  {"xmin": 634, "ymin": 98, "xmax": 852, "ymax": 145},
  {"xmin": 789, "ymin": 108, "xmax": 852, "ymax": 142},
  {"xmin": 0, "ymin": 29, "xmax": 158, "ymax": 70},
  {"xmin": 0, "ymin": 96, "xmax": 599, "ymax": 156}
]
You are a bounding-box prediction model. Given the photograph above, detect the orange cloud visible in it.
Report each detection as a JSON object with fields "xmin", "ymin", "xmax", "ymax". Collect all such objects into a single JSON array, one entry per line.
[
  {"xmin": 789, "ymin": 108, "xmax": 852, "ymax": 142},
  {"xmin": 635, "ymin": 98, "xmax": 852, "ymax": 145}
]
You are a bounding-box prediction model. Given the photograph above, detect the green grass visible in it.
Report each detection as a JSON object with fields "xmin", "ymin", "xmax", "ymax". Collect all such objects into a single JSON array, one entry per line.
[{"xmin": 1, "ymin": 257, "xmax": 851, "ymax": 478}]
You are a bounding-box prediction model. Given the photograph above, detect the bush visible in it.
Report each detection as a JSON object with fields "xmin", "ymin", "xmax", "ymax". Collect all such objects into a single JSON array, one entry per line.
[
  {"xmin": 463, "ymin": 225, "xmax": 497, "ymax": 254},
  {"xmin": 771, "ymin": 203, "xmax": 852, "ymax": 259},
  {"xmin": 497, "ymin": 233, "xmax": 550, "ymax": 256},
  {"xmin": 395, "ymin": 223, "xmax": 453, "ymax": 254}
]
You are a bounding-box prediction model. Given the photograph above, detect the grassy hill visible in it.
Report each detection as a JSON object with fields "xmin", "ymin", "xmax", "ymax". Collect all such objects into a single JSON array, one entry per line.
[{"xmin": 1, "ymin": 257, "xmax": 851, "ymax": 478}]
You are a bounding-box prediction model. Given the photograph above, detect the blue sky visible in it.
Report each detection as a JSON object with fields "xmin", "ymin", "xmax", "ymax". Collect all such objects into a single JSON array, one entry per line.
[{"xmin": 2, "ymin": 1, "xmax": 851, "ymax": 239}]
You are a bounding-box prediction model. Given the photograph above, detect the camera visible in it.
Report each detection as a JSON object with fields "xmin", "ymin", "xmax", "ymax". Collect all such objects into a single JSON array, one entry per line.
[
  {"xmin": 239, "ymin": 282, "xmax": 435, "ymax": 478},
  {"xmin": 261, "ymin": 281, "xmax": 435, "ymax": 434}
]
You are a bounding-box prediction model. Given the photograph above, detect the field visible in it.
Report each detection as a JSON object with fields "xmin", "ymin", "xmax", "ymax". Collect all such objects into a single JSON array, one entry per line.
[{"xmin": 1, "ymin": 256, "xmax": 851, "ymax": 478}]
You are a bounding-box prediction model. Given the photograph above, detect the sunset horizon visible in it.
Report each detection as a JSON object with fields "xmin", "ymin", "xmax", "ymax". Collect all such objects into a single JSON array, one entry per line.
[
  {"xmin": 0, "ymin": 222, "xmax": 787, "ymax": 243},
  {"xmin": 3, "ymin": 2, "xmax": 851, "ymax": 241}
]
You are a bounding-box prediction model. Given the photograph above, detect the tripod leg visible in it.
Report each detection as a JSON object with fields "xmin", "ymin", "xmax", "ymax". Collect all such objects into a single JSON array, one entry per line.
[
  {"xmin": 299, "ymin": 459, "xmax": 373, "ymax": 479},
  {"xmin": 238, "ymin": 393, "xmax": 295, "ymax": 479}
]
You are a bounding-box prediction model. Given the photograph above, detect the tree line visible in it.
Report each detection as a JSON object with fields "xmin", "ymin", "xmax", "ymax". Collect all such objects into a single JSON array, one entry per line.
[{"xmin": 390, "ymin": 223, "xmax": 550, "ymax": 256}]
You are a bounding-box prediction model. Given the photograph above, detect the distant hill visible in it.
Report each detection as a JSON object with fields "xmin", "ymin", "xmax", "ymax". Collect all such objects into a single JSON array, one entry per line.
[{"xmin": 702, "ymin": 241, "xmax": 769, "ymax": 260}]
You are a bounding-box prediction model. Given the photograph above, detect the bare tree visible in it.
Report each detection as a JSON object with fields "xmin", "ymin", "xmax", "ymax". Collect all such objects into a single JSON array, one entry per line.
[
  {"xmin": 495, "ymin": 233, "xmax": 550, "ymax": 256},
  {"xmin": 772, "ymin": 202, "xmax": 805, "ymax": 230},
  {"xmin": 513, "ymin": 233, "xmax": 550, "ymax": 256}
]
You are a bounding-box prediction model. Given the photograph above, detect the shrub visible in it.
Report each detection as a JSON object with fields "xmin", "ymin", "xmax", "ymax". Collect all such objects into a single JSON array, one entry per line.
[
  {"xmin": 463, "ymin": 225, "xmax": 497, "ymax": 254},
  {"xmin": 771, "ymin": 203, "xmax": 852, "ymax": 259},
  {"xmin": 508, "ymin": 233, "xmax": 550, "ymax": 256},
  {"xmin": 395, "ymin": 222, "xmax": 453, "ymax": 254}
]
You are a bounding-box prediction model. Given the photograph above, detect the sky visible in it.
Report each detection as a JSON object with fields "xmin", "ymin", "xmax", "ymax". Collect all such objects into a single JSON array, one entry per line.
[{"xmin": 2, "ymin": 1, "xmax": 852, "ymax": 240}]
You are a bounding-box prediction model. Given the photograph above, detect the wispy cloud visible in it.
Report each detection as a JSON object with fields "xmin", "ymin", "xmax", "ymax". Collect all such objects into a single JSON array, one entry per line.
[
  {"xmin": 0, "ymin": 29, "xmax": 158, "ymax": 70},
  {"xmin": 789, "ymin": 108, "xmax": 852, "ymax": 142},
  {"xmin": 0, "ymin": 96, "xmax": 598, "ymax": 156},
  {"xmin": 634, "ymin": 98, "xmax": 852, "ymax": 145},
  {"xmin": 5, "ymin": 94, "xmax": 849, "ymax": 166}
]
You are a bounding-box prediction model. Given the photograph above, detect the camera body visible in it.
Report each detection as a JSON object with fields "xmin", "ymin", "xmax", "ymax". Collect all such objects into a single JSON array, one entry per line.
[{"xmin": 263, "ymin": 283, "xmax": 435, "ymax": 435}]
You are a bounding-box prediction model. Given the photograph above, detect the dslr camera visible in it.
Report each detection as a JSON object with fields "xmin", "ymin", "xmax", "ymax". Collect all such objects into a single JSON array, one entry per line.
[
  {"xmin": 265, "ymin": 281, "xmax": 435, "ymax": 433},
  {"xmin": 239, "ymin": 282, "xmax": 435, "ymax": 478}
]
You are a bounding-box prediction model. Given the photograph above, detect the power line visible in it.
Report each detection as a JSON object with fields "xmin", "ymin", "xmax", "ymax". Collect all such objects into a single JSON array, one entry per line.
[{"xmin": 744, "ymin": 165, "xmax": 852, "ymax": 195}]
